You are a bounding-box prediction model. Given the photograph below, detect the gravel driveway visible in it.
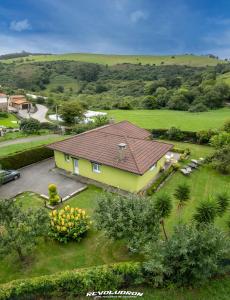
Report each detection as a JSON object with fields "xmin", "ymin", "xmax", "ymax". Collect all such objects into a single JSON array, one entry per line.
[{"xmin": 0, "ymin": 158, "xmax": 86, "ymax": 199}]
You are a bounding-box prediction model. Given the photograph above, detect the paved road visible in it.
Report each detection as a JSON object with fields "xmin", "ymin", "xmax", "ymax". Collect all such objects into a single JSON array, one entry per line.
[
  {"xmin": 0, "ymin": 158, "xmax": 85, "ymax": 199},
  {"xmin": 19, "ymin": 104, "xmax": 49, "ymax": 123},
  {"xmin": 0, "ymin": 134, "xmax": 59, "ymax": 148}
]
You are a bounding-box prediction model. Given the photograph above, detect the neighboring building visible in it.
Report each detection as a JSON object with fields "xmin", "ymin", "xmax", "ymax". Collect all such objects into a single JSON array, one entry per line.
[
  {"xmin": 0, "ymin": 93, "xmax": 8, "ymax": 112},
  {"xmin": 47, "ymin": 121, "xmax": 173, "ymax": 193},
  {"xmin": 9, "ymin": 95, "xmax": 31, "ymax": 111}
]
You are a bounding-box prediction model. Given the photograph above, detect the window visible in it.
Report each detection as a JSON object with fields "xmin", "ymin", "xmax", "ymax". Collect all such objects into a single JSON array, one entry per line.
[
  {"xmin": 150, "ymin": 163, "xmax": 156, "ymax": 171},
  {"xmin": 92, "ymin": 163, "xmax": 101, "ymax": 173},
  {"xmin": 64, "ymin": 154, "xmax": 70, "ymax": 162}
]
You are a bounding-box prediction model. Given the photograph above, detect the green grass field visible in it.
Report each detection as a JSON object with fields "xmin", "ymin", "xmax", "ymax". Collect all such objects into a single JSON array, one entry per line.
[
  {"xmin": 218, "ymin": 72, "xmax": 230, "ymax": 85},
  {"xmin": 0, "ymin": 113, "xmax": 19, "ymax": 128},
  {"xmin": 0, "ymin": 136, "xmax": 65, "ymax": 157},
  {"xmin": 106, "ymin": 108, "xmax": 230, "ymax": 131},
  {"xmin": 46, "ymin": 74, "xmax": 80, "ymax": 92},
  {"xmin": 4, "ymin": 53, "xmax": 223, "ymax": 66}
]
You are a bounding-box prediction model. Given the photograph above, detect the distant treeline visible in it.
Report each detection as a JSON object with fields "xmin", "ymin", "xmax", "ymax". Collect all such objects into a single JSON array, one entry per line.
[
  {"xmin": 0, "ymin": 51, "xmax": 51, "ymax": 60},
  {"xmin": 1, "ymin": 60, "xmax": 230, "ymax": 112}
]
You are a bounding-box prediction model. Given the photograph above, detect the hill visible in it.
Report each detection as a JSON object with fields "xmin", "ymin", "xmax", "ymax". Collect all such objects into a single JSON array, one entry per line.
[{"xmin": 3, "ymin": 53, "xmax": 224, "ymax": 67}]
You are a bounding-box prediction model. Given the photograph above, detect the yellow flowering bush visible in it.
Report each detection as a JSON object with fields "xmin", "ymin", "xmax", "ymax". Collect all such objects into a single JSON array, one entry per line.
[{"xmin": 49, "ymin": 205, "xmax": 90, "ymax": 243}]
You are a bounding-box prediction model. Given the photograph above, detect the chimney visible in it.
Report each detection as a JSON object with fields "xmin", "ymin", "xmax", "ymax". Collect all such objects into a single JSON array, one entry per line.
[{"xmin": 118, "ymin": 143, "xmax": 127, "ymax": 161}]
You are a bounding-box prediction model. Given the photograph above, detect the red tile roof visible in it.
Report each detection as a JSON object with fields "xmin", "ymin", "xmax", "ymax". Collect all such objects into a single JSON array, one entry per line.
[{"xmin": 47, "ymin": 121, "xmax": 173, "ymax": 175}]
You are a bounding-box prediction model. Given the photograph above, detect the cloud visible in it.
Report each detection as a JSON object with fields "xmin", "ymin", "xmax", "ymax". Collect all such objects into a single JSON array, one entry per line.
[
  {"xmin": 10, "ymin": 19, "xmax": 31, "ymax": 32},
  {"xmin": 130, "ymin": 10, "xmax": 147, "ymax": 23}
]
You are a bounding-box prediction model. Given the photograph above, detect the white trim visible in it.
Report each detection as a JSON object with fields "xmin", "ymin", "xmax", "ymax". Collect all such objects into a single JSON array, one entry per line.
[{"xmin": 92, "ymin": 163, "xmax": 101, "ymax": 173}]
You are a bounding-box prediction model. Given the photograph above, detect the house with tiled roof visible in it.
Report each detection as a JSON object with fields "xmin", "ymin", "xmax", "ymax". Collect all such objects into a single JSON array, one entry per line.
[
  {"xmin": 47, "ymin": 121, "xmax": 173, "ymax": 193},
  {"xmin": 9, "ymin": 95, "xmax": 31, "ymax": 111}
]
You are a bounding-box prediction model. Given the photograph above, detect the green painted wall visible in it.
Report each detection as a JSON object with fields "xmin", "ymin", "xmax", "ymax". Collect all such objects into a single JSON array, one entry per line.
[{"xmin": 54, "ymin": 150, "xmax": 165, "ymax": 193}]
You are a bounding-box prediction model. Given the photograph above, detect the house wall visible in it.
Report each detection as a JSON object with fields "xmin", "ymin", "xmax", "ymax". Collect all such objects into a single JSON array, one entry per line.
[
  {"xmin": 136, "ymin": 156, "xmax": 166, "ymax": 191},
  {"xmin": 54, "ymin": 150, "xmax": 165, "ymax": 193}
]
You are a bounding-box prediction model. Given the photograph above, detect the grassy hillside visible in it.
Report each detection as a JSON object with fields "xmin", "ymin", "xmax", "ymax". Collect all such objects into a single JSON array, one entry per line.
[
  {"xmin": 218, "ymin": 72, "xmax": 230, "ymax": 85},
  {"xmin": 46, "ymin": 74, "xmax": 80, "ymax": 92},
  {"xmin": 4, "ymin": 53, "xmax": 223, "ymax": 66},
  {"xmin": 106, "ymin": 108, "xmax": 229, "ymax": 131}
]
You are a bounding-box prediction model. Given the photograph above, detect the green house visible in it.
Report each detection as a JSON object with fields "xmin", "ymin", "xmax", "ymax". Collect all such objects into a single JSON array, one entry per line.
[{"xmin": 47, "ymin": 121, "xmax": 173, "ymax": 193}]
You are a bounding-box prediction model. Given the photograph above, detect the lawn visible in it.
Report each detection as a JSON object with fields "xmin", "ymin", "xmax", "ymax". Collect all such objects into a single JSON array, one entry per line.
[
  {"xmin": 0, "ymin": 136, "xmax": 65, "ymax": 157},
  {"xmin": 5, "ymin": 54, "xmax": 223, "ymax": 67},
  {"xmin": 0, "ymin": 113, "xmax": 19, "ymax": 128},
  {"xmin": 0, "ymin": 142, "xmax": 229, "ymax": 290},
  {"xmin": 106, "ymin": 108, "xmax": 230, "ymax": 131},
  {"xmin": 155, "ymin": 141, "xmax": 229, "ymax": 233},
  {"xmin": 161, "ymin": 166, "xmax": 230, "ymax": 234},
  {"xmin": 0, "ymin": 187, "xmax": 138, "ymax": 284}
]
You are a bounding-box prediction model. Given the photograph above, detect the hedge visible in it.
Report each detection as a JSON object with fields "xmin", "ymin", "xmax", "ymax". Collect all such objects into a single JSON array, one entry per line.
[
  {"xmin": 151, "ymin": 128, "xmax": 217, "ymax": 144},
  {"xmin": 147, "ymin": 165, "xmax": 175, "ymax": 196},
  {"xmin": 0, "ymin": 262, "xmax": 143, "ymax": 300},
  {"xmin": 0, "ymin": 146, "xmax": 53, "ymax": 170}
]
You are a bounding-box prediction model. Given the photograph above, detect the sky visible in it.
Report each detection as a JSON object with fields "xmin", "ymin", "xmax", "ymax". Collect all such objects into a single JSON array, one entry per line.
[{"xmin": 0, "ymin": 0, "xmax": 230, "ymax": 57}]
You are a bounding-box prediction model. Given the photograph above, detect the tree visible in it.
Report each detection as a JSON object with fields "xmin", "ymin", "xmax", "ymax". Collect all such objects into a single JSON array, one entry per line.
[
  {"xmin": 0, "ymin": 198, "xmax": 49, "ymax": 262},
  {"xmin": 94, "ymin": 193, "xmax": 160, "ymax": 252},
  {"xmin": 208, "ymin": 145, "xmax": 230, "ymax": 174},
  {"xmin": 216, "ymin": 192, "xmax": 229, "ymax": 217},
  {"xmin": 60, "ymin": 101, "xmax": 85, "ymax": 124},
  {"xmin": 174, "ymin": 183, "xmax": 190, "ymax": 208},
  {"xmin": 210, "ymin": 132, "xmax": 230, "ymax": 149},
  {"xmin": 154, "ymin": 193, "xmax": 172, "ymax": 240},
  {"xmin": 193, "ymin": 200, "xmax": 217, "ymax": 224},
  {"xmin": 94, "ymin": 115, "xmax": 109, "ymax": 127},
  {"xmin": 143, "ymin": 96, "xmax": 158, "ymax": 109},
  {"xmin": 20, "ymin": 118, "xmax": 41, "ymax": 134},
  {"xmin": 143, "ymin": 224, "xmax": 229, "ymax": 287},
  {"xmin": 222, "ymin": 119, "xmax": 230, "ymax": 133}
]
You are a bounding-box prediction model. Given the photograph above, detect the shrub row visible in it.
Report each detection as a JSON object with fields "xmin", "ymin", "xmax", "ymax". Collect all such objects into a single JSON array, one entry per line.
[
  {"xmin": 147, "ymin": 165, "xmax": 175, "ymax": 196},
  {"xmin": 151, "ymin": 127, "xmax": 217, "ymax": 144},
  {"xmin": 0, "ymin": 262, "xmax": 142, "ymax": 300},
  {"xmin": 0, "ymin": 146, "xmax": 53, "ymax": 170}
]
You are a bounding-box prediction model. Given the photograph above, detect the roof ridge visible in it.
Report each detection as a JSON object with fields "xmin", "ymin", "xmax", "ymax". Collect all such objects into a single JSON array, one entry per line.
[{"xmin": 124, "ymin": 136, "xmax": 142, "ymax": 174}]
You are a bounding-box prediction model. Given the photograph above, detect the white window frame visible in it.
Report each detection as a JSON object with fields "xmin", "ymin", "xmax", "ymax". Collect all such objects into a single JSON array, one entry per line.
[
  {"xmin": 64, "ymin": 154, "xmax": 70, "ymax": 162},
  {"xmin": 150, "ymin": 163, "xmax": 157, "ymax": 171},
  {"xmin": 92, "ymin": 163, "xmax": 101, "ymax": 173}
]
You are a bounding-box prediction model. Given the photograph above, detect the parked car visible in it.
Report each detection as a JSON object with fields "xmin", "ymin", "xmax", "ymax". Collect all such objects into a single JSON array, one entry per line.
[{"xmin": 0, "ymin": 170, "xmax": 20, "ymax": 184}]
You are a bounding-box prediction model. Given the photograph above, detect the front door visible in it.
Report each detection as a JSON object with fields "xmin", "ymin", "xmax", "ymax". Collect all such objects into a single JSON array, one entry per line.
[{"xmin": 73, "ymin": 159, "xmax": 79, "ymax": 174}]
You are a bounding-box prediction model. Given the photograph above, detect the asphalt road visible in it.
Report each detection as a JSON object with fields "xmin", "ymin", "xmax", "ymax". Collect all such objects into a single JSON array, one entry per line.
[{"xmin": 0, "ymin": 158, "xmax": 85, "ymax": 199}]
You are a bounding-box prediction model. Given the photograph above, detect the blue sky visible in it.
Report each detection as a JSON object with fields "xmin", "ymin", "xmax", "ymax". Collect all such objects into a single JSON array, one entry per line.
[{"xmin": 0, "ymin": 0, "xmax": 230, "ymax": 57}]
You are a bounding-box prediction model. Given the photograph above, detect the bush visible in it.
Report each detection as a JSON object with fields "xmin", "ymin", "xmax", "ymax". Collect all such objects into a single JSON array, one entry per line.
[
  {"xmin": 196, "ymin": 129, "xmax": 216, "ymax": 144},
  {"xmin": 151, "ymin": 128, "xmax": 197, "ymax": 143},
  {"xmin": 188, "ymin": 103, "xmax": 208, "ymax": 112},
  {"xmin": 0, "ymin": 262, "xmax": 143, "ymax": 300},
  {"xmin": 49, "ymin": 205, "xmax": 90, "ymax": 243},
  {"xmin": 166, "ymin": 127, "xmax": 185, "ymax": 141},
  {"xmin": 0, "ymin": 146, "xmax": 53, "ymax": 169},
  {"xmin": 48, "ymin": 184, "xmax": 60, "ymax": 206},
  {"xmin": 20, "ymin": 118, "xmax": 41, "ymax": 133},
  {"xmin": 143, "ymin": 224, "xmax": 229, "ymax": 287},
  {"xmin": 40, "ymin": 122, "xmax": 59, "ymax": 131},
  {"xmin": 0, "ymin": 112, "xmax": 8, "ymax": 118},
  {"xmin": 208, "ymin": 145, "xmax": 230, "ymax": 174},
  {"xmin": 147, "ymin": 166, "xmax": 174, "ymax": 195}
]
